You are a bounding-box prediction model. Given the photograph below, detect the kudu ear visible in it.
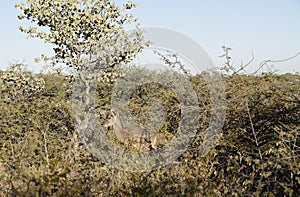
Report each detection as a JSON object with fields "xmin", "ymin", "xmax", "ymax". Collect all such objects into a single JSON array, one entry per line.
[{"xmin": 110, "ymin": 109, "xmax": 116, "ymax": 117}]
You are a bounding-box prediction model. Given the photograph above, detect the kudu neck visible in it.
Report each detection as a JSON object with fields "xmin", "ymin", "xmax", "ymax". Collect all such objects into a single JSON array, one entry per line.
[{"xmin": 113, "ymin": 115, "xmax": 124, "ymax": 130}]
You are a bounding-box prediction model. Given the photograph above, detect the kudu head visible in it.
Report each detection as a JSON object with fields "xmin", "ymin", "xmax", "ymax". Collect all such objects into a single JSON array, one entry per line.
[{"xmin": 103, "ymin": 109, "xmax": 121, "ymax": 128}]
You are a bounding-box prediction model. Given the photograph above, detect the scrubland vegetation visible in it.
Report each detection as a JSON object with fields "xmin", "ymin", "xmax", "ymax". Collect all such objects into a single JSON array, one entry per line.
[
  {"xmin": 0, "ymin": 63, "xmax": 299, "ymax": 196},
  {"xmin": 1, "ymin": 0, "xmax": 299, "ymax": 196}
]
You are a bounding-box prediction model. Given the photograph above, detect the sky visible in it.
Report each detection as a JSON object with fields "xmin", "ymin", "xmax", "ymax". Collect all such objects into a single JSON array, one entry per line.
[{"xmin": 1, "ymin": 0, "xmax": 300, "ymax": 74}]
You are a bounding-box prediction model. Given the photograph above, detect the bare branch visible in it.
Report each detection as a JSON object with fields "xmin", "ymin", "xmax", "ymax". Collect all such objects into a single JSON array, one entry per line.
[
  {"xmin": 245, "ymin": 99, "xmax": 263, "ymax": 160},
  {"xmin": 253, "ymin": 51, "xmax": 300, "ymax": 75},
  {"xmin": 234, "ymin": 51, "xmax": 255, "ymax": 74}
]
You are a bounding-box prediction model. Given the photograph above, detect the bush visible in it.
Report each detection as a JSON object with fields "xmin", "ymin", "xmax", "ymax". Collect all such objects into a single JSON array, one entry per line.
[{"xmin": 0, "ymin": 64, "xmax": 299, "ymax": 196}]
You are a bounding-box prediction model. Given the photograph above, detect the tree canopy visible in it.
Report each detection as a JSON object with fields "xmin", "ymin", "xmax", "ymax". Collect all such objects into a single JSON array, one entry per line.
[{"xmin": 15, "ymin": 0, "xmax": 147, "ymax": 71}]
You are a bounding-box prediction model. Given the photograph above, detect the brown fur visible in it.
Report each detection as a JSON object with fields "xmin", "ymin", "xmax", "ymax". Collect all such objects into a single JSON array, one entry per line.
[{"xmin": 104, "ymin": 109, "xmax": 167, "ymax": 150}]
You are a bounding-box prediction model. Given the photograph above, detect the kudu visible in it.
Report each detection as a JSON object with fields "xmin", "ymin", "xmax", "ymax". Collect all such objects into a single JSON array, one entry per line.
[{"xmin": 103, "ymin": 109, "xmax": 167, "ymax": 150}]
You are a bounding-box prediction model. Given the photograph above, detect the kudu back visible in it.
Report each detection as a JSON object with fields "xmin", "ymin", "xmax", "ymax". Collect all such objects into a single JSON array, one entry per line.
[{"xmin": 104, "ymin": 109, "xmax": 167, "ymax": 150}]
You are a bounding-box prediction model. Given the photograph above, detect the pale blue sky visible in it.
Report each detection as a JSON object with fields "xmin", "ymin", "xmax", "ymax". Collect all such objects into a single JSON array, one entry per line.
[{"xmin": 1, "ymin": 0, "xmax": 300, "ymax": 73}]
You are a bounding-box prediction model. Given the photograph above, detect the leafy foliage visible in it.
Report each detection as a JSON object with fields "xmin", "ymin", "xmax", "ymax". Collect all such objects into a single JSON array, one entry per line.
[
  {"xmin": 0, "ymin": 63, "xmax": 45, "ymax": 102},
  {"xmin": 0, "ymin": 63, "xmax": 299, "ymax": 196},
  {"xmin": 2, "ymin": 1, "xmax": 299, "ymax": 196},
  {"xmin": 16, "ymin": 0, "xmax": 146, "ymax": 70}
]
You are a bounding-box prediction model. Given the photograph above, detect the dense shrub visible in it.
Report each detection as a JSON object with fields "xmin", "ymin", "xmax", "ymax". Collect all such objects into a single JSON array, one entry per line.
[
  {"xmin": 0, "ymin": 64, "xmax": 299, "ymax": 196},
  {"xmin": 0, "ymin": 64, "xmax": 45, "ymax": 102}
]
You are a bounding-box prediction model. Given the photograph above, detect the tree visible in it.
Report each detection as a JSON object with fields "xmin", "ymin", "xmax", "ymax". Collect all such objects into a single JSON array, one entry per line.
[
  {"xmin": 14, "ymin": 0, "xmax": 148, "ymax": 178},
  {"xmin": 15, "ymin": 0, "xmax": 147, "ymax": 71}
]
